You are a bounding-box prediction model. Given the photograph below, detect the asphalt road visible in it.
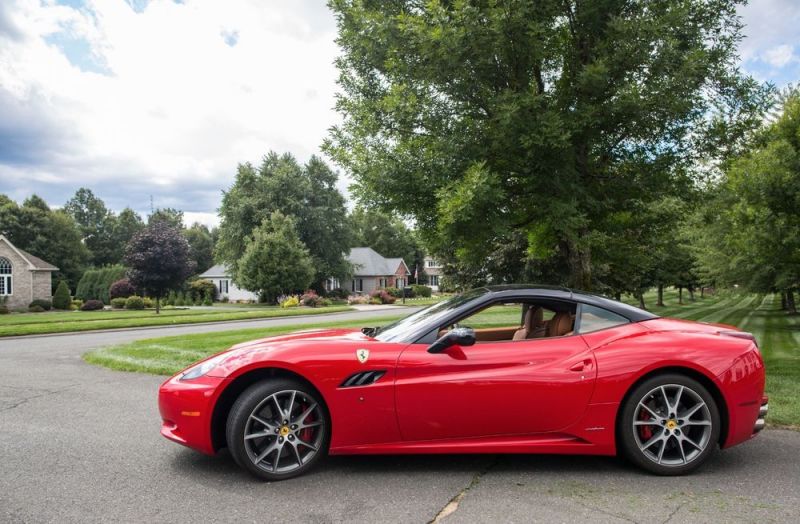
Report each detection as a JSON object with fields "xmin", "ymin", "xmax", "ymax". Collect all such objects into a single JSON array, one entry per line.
[{"xmin": 1, "ymin": 308, "xmax": 799, "ymax": 523}]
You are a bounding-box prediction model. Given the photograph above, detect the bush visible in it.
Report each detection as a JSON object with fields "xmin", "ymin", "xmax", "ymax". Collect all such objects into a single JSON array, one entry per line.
[
  {"xmin": 279, "ymin": 295, "xmax": 300, "ymax": 308},
  {"xmin": 347, "ymin": 294, "xmax": 369, "ymax": 305},
  {"xmin": 53, "ymin": 280, "xmax": 72, "ymax": 310},
  {"xmin": 384, "ymin": 287, "xmax": 402, "ymax": 298},
  {"xmin": 320, "ymin": 298, "xmax": 332, "ymax": 307},
  {"xmin": 71, "ymin": 299, "xmax": 83, "ymax": 310},
  {"xmin": 411, "ymin": 284, "xmax": 432, "ymax": 298},
  {"xmin": 110, "ymin": 298, "xmax": 127, "ymax": 309},
  {"xmin": 203, "ymin": 289, "xmax": 213, "ymax": 306},
  {"xmin": 29, "ymin": 299, "xmax": 52, "ymax": 311},
  {"xmin": 369, "ymin": 297, "xmax": 382, "ymax": 305},
  {"xmin": 175, "ymin": 291, "xmax": 185, "ymax": 306},
  {"xmin": 220, "ymin": 295, "xmax": 229, "ymax": 303},
  {"xmin": 300, "ymin": 290, "xmax": 323, "ymax": 307},
  {"xmin": 28, "ymin": 305, "xmax": 45, "ymax": 313},
  {"xmin": 327, "ymin": 288, "xmax": 349, "ymax": 300},
  {"xmin": 143, "ymin": 297, "xmax": 155, "ymax": 309},
  {"xmin": 75, "ymin": 265, "xmax": 127, "ymax": 304},
  {"xmin": 189, "ymin": 279, "xmax": 217, "ymax": 302},
  {"xmin": 0, "ymin": 305, "xmax": 9, "ymax": 314},
  {"xmin": 125, "ymin": 296, "xmax": 145, "ymax": 310},
  {"xmin": 370, "ymin": 289, "xmax": 397, "ymax": 304},
  {"xmin": 109, "ymin": 278, "xmax": 136, "ymax": 300},
  {"xmin": 80, "ymin": 300, "xmax": 104, "ymax": 311}
]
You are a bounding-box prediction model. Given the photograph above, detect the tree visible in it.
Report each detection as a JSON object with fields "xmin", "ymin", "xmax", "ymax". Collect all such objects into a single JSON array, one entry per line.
[
  {"xmin": 0, "ymin": 195, "xmax": 89, "ymax": 289},
  {"xmin": 349, "ymin": 207, "xmax": 425, "ymax": 281},
  {"xmin": 326, "ymin": 0, "xmax": 768, "ymax": 290},
  {"xmin": 236, "ymin": 212, "xmax": 315, "ymax": 302},
  {"xmin": 217, "ymin": 152, "xmax": 352, "ymax": 289},
  {"xmin": 184, "ymin": 223, "xmax": 215, "ymax": 274},
  {"xmin": 110, "ymin": 208, "xmax": 145, "ymax": 262},
  {"xmin": 52, "ymin": 280, "xmax": 71, "ymax": 310},
  {"xmin": 124, "ymin": 221, "xmax": 195, "ymax": 313},
  {"xmin": 63, "ymin": 188, "xmax": 118, "ymax": 266},
  {"xmin": 148, "ymin": 208, "xmax": 184, "ymax": 229}
]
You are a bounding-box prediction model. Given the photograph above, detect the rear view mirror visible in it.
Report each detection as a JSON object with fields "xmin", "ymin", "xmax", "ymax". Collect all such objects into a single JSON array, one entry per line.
[{"xmin": 427, "ymin": 327, "xmax": 476, "ymax": 354}]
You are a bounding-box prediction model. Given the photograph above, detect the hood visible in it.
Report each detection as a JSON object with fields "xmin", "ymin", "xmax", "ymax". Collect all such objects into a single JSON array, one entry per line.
[{"xmin": 228, "ymin": 327, "xmax": 371, "ymax": 351}]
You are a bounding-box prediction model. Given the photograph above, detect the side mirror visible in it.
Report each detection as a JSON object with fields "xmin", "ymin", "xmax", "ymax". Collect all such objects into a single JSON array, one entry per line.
[{"xmin": 427, "ymin": 327, "xmax": 476, "ymax": 354}]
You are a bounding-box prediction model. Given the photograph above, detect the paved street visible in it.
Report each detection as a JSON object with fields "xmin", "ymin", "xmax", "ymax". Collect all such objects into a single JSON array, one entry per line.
[{"xmin": 1, "ymin": 308, "xmax": 799, "ymax": 523}]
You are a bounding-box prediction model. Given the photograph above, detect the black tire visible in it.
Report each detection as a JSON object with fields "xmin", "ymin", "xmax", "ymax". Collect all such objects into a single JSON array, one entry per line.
[
  {"xmin": 618, "ymin": 373, "xmax": 720, "ymax": 476},
  {"xmin": 226, "ymin": 378, "xmax": 330, "ymax": 481}
]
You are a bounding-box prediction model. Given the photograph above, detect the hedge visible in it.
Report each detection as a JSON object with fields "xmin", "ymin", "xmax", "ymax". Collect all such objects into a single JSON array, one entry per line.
[{"xmin": 75, "ymin": 265, "xmax": 127, "ymax": 304}]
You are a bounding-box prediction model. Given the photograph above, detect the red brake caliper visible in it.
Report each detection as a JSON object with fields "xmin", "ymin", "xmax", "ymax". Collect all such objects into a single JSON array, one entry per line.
[
  {"xmin": 639, "ymin": 405, "xmax": 653, "ymax": 440},
  {"xmin": 299, "ymin": 402, "xmax": 314, "ymax": 442}
]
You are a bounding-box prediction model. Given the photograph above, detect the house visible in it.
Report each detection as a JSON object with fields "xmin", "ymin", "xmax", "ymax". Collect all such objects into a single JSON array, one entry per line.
[
  {"xmin": 0, "ymin": 235, "xmax": 59, "ymax": 310},
  {"xmin": 423, "ymin": 255, "xmax": 443, "ymax": 291},
  {"xmin": 198, "ymin": 264, "xmax": 259, "ymax": 302},
  {"xmin": 340, "ymin": 247, "xmax": 409, "ymax": 294}
]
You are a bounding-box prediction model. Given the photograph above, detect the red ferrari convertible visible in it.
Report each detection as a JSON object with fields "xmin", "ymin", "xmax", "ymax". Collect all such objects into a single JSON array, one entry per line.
[{"xmin": 158, "ymin": 286, "xmax": 767, "ymax": 480}]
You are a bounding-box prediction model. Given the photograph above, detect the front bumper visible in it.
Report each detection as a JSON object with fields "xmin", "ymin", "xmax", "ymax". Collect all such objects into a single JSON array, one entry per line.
[{"xmin": 158, "ymin": 374, "xmax": 228, "ymax": 455}]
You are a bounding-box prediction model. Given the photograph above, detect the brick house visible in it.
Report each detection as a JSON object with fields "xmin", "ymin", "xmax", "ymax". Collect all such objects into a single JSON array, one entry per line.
[
  {"xmin": 0, "ymin": 235, "xmax": 58, "ymax": 310},
  {"xmin": 339, "ymin": 247, "xmax": 409, "ymax": 294}
]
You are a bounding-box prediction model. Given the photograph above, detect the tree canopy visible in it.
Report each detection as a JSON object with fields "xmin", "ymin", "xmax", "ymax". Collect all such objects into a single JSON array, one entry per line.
[{"xmin": 326, "ymin": 0, "xmax": 769, "ymax": 290}]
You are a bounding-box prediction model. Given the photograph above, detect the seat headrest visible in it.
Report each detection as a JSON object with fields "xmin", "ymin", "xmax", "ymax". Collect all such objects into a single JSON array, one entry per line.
[{"xmin": 547, "ymin": 312, "xmax": 574, "ymax": 337}]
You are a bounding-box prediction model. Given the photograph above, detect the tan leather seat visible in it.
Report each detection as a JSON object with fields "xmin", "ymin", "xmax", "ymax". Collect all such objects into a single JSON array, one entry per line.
[
  {"xmin": 512, "ymin": 307, "xmax": 543, "ymax": 341},
  {"xmin": 546, "ymin": 312, "xmax": 574, "ymax": 337}
]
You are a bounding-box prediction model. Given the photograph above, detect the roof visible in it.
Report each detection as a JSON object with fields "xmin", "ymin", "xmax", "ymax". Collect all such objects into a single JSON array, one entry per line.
[
  {"xmin": 199, "ymin": 264, "xmax": 229, "ymax": 278},
  {"xmin": 347, "ymin": 247, "xmax": 409, "ymax": 276},
  {"xmin": 0, "ymin": 235, "xmax": 59, "ymax": 271}
]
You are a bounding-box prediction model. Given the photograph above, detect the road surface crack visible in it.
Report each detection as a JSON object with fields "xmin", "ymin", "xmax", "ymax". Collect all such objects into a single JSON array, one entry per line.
[
  {"xmin": 0, "ymin": 384, "xmax": 80, "ymax": 413},
  {"xmin": 429, "ymin": 457, "xmax": 497, "ymax": 523}
]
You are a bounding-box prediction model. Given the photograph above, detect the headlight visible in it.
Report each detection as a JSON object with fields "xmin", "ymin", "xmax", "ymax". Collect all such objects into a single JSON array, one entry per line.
[{"xmin": 181, "ymin": 354, "xmax": 226, "ymax": 380}]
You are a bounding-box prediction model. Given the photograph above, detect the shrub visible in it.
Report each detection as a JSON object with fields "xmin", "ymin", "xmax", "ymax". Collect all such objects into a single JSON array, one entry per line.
[
  {"xmin": 110, "ymin": 298, "xmax": 127, "ymax": 309},
  {"xmin": 29, "ymin": 299, "xmax": 52, "ymax": 311},
  {"xmin": 369, "ymin": 297, "xmax": 382, "ymax": 305},
  {"xmin": 384, "ymin": 286, "xmax": 402, "ymax": 298},
  {"xmin": 347, "ymin": 294, "xmax": 369, "ymax": 305},
  {"xmin": 203, "ymin": 289, "xmax": 213, "ymax": 306},
  {"xmin": 143, "ymin": 297, "xmax": 155, "ymax": 309},
  {"xmin": 71, "ymin": 299, "xmax": 83, "ymax": 310},
  {"xmin": 125, "ymin": 296, "xmax": 145, "ymax": 310},
  {"xmin": 81, "ymin": 300, "xmax": 104, "ymax": 311},
  {"xmin": 75, "ymin": 265, "xmax": 127, "ymax": 304},
  {"xmin": 28, "ymin": 305, "xmax": 45, "ymax": 313},
  {"xmin": 189, "ymin": 279, "xmax": 217, "ymax": 303},
  {"xmin": 370, "ymin": 289, "xmax": 396, "ymax": 304},
  {"xmin": 0, "ymin": 305, "xmax": 9, "ymax": 314},
  {"xmin": 411, "ymin": 284, "xmax": 432, "ymax": 298},
  {"xmin": 300, "ymin": 290, "xmax": 323, "ymax": 307},
  {"xmin": 279, "ymin": 295, "xmax": 300, "ymax": 308},
  {"xmin": 175, "ymin": 291, "xmax": 185, "ymax": 306},
  {"xmin": 220, "ymin": 295, "xmax": 229, "ymax": 303},
  {"xmin": 109, "ymin": 278, "xmax": 136, "ymax": 300},
  {"xmin": 53, "ymin": 280, "xmax": 72, "ymax": 310},
  {"xmin": 320, "ymin": 298, "xmax": 332, "ymax": 307},
  {"xmin": 164, "ymin": 290, "xmax": 176, "ymax": 306},
  {"xmin": 327, "ymin": 288, "xmax": 349, "ymax": 300}
]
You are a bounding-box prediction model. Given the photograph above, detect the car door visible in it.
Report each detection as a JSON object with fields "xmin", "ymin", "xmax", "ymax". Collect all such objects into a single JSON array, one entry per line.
[{"xmin": 394, "ymin": 310, "xmax": 597, "ymax": 442}]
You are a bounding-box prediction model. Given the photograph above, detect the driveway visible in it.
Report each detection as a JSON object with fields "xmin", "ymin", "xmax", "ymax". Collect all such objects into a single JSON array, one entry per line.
[{"xmin": 1, "ymin": 308, "xmax": 798, "ymax": 523}]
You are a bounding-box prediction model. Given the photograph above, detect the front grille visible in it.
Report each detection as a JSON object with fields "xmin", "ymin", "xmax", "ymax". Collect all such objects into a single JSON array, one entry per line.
[{"xmin": 340, "ymin": 370, "xmax": 386, "ymax": 388}]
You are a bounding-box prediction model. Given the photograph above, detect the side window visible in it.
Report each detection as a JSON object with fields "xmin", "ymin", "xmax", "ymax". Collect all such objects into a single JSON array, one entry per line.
[
  {"xmin": 439, "ymin": 301, "xmax": 576, "ymax": 343},
  {"xmin": 578, "ymin": 304, "xmax": 629, "ymax": 333}
]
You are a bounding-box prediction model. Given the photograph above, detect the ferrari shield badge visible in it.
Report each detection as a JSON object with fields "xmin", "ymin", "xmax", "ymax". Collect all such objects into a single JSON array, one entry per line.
[{"xmin": 356, "ymin": 349, "xmax": 370, "ymax": 364}]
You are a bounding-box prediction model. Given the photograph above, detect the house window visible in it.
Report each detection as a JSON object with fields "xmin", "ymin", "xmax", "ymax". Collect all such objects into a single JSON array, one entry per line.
[
  {"xmin": 0, "ymin": 257, "xmax": 11, "ymax": 296},
  {"xmin": 426, "ymin": 259, "xmax": 438, "ymax": 268},
  {"xmin": 221, "ymin": 280, "xmax": 229, "ymax": 294},
  {"xmin": 378, "ymin": 278, "xmax": 387, "ymax": 288},
  {"xmin": 396, "ymin": 278, "xmax": 405, "ymax": 288},
  {"xmin": 429, "ymin": 275, "xmax": 439, "ymax": 287}
]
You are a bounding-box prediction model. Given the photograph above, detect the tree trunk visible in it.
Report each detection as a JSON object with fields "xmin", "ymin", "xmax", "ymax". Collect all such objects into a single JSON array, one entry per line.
[
  {"xmin": 688, "ymin": 285, "xmax": 695, "ymax": 301},
  {"xmin": 614, "ymin": 291, "xmax": 622, "ymax": 301},
  {"xmin": 787, "ymin": 289, "xmax": 797, "ymax": 315},
  {"xmin": 156, "ymin": 294, "xmax": 161, "ymax": 314},
  {"xmin": 657, "ymin": 284, "xmax": 664, "ymax": 307},
  {"xmin": 566, "ymin": 235, "xmax": 592, "ymax": 291},
  {"xmin": 700, "ymin": 287, "xmax": 705, "ymax": 299},
  {"xmin": 678, "ymin": 286, "xmax": 683, "ymax": 305},
  {"xmin": 781, "ymin": 292, "xmax": 787, "ymax": 310},
  {"xmin": 637, "ymin": 291, "xmax": 646, "ymax": 310}
]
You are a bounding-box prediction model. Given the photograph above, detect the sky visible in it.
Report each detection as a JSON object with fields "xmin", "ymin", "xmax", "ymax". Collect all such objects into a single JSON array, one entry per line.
[{"xmin": 0, "ymin": 0, "xmax": 798, "ymax": 228}]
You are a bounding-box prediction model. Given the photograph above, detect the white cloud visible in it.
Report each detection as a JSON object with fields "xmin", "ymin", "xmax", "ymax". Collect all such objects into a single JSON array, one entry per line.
[
  {"xmin": 763, "ymin": 44, "xmax": 796, "ymax": 68},
  {"xmin": 0, "ymin": 0, "xmax": 345, "ymax": 218}
]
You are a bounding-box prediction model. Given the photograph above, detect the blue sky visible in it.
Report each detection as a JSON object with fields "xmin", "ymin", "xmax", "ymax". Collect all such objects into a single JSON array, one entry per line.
[{"xmin": 0, "ymin": 0, "xmax": 798, "ymax": 227}]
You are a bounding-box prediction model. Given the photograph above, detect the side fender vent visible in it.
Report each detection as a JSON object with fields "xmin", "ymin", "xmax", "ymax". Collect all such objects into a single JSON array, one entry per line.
[{"xmin": 340, "ymin": 370, "xmax": 386, "ymax": 388}]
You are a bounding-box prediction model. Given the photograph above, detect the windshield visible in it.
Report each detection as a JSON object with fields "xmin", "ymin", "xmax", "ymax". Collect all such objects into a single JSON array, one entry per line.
[{"xmin": 374, "ymin": 288, "xmax": 488, "ymax": 342}]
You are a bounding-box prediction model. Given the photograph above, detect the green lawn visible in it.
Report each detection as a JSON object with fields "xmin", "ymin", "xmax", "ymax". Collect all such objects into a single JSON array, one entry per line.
[
  {"xmin": 83, "ymin": 288, "xmax": 799, "ymax": 427},
  {"xmin": 83, "ymin": 315, "xmax": 404, "ymax": 375},
  {"xmin": 0, "ymin": 306, "xmax": 353, "ymax": 337}
]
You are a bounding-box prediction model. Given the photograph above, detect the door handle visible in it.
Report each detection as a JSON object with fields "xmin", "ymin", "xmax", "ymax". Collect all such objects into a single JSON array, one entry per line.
[{"xmin": 569, "ymin": 359, "xmax": 592, "ymax": 372}]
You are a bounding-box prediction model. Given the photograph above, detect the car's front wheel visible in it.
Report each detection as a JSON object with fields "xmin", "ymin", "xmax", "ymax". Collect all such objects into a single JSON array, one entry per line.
[
  {"xmin": 226, "ymin": 378, "xmax": 330, "ymax": 481},
  {"xmin": 619, "ymin": 374, "xmax": 720, "ymax": 475}
]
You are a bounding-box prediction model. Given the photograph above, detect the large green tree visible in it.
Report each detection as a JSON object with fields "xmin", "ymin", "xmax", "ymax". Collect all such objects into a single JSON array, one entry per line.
[
  {"xmin": 184, "ymin": 223, "xmax": 215, "ymax": 274},
  {"xmin": 326, "ymin": 0, "xmax": 767, "ymax": 290},
  {"xmin": 217, "ymin": 152, "xmax": 352, "ymax": 289},
  {"xmin": 349, "ymin": 207, "xmax": 425, "ymax": 281},
  {"xmin": 64, "ymin": 188, "xmax": 118, "ymax": 267},
  {"xmin": 237, "ymin": 212, "xmax": 316, "ymax": 302}
]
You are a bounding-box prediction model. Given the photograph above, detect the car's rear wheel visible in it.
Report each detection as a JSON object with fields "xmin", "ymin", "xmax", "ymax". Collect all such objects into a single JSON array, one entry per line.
[
  {"xmin": 226, "ymin": 379, "xmax": 329, "ymax": 481},
  {"xmin": 619, "ymin": 374, "xmax": 720, "ymax": 475}
]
